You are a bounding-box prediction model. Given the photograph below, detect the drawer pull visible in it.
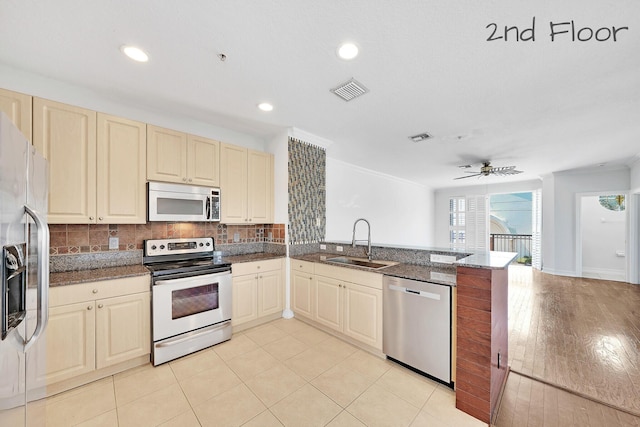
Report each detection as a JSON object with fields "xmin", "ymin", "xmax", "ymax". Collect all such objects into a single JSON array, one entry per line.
[
  {"xmin": 92, "ymin": 289, "xmax": 98, "ymax": 294},
  {"xmin": 87, "ymin": 306, "xmax": 93, "ymax": 310},
  {"xmin": 98, "ymin": 304, "xmax": 104, "ymax": 309}
]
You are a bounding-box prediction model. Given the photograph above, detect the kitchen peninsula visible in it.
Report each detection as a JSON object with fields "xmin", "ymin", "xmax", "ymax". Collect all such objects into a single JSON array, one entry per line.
[{"xmin": 291, "ymin": 244, "xmax": 516, "ymax": 425}]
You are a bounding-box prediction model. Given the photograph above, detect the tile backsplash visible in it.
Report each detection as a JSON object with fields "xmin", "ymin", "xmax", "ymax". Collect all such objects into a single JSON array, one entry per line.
[{"xmin": 49, "ymin": 222, "xmax": 285, "ymax": 255}]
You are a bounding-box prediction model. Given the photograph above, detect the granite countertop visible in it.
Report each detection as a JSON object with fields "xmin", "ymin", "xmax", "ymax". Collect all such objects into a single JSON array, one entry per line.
[
  {"xmin": 291, "ymin": 253, "xmax": 458, "ymax": 286},
  {"xmin": 50, "ymin": 264, "xmax": 150, "ymax": 287},
  {"xmin": 455, "ymin": 251, "xmax": 518, "ymax": 269},
  {"xmin": 49, "ymin": 253, "xmax": 285, "ymax": 287},
  {"xmin": 224, "ymin": 252, "xmax": 286, "ymax": 264}
]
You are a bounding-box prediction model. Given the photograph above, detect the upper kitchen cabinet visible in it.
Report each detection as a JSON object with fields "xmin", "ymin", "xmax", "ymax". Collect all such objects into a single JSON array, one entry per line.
[
  {"xmin": 34, "ymin": 98, "xmax": 147, "ymax": 224},
  {"xmin": 96, "ymin": 114, "xmax": 147, "ymax": 224},
  {"xmin": 34, "ymin": 98, "xmax": 97, "ymax": 224},
  {"xmin": 0, "ymin": 88, "xmax": 32, "ymax": 141},
  {"xmin": 220, "ymin": 142, "xmax": 273, "ymax": 224},
  {"xmin": 147, "ymin": 125, "xmax": 220, "ymax": 186}
]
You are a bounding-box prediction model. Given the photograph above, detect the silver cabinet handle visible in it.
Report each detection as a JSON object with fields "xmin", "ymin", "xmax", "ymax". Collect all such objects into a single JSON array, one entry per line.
[
  {"xmin": 89, "ymin": 216, "xmax": 94, "ymax": 220},
  {"xmin": 92, "ymin": 289, "xmax": 98, "ymax": 294},
  {"xmin": 87, "ymin": 306, "xmax": 93, "ymax": 310},
  {"xmin": 188, "ymin": 178, "xmax": 192, "ymax": 182},
  {"xmin": 182, "ymin": 177, "xmax": 187, "ymax": 182},
  {"xmin": 98, "ymin": 217, "xmax": 103, "ymax": 221},
  {"xmin": 23, "ymin": 204, "xmax": 50, "ymax": 352},
  {"xmin": 98, "ymin": 304, "xmax": 104, "ymax": 309}
]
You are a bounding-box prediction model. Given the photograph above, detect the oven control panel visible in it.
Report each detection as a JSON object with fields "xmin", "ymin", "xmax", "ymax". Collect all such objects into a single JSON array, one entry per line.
[{"xmin": 145, "ymin": 237, "xmax": 213, "ymax": 257}]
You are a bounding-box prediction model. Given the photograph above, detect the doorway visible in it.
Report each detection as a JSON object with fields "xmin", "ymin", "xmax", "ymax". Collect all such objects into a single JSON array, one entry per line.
[{"xmin": 577, "ymin": 193, "xmax": 628, "ymax": 282}]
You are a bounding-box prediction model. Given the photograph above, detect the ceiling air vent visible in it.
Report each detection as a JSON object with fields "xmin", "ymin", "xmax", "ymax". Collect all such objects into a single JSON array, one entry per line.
[
  {"xmin": 330, "ymin": 78, "xmax": 369, "ymax": 102},
  {"xmin": 409, "ymin": 132, "xmax": 432, "ymax": 142}
]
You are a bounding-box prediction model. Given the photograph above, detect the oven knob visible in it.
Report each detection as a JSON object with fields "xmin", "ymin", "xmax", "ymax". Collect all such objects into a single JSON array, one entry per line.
[
  {"xmin": 206, "ymin": 242, "xmax": 211, "ymax": 246},
  {"xmin": 160, "ymin": 245, "xmax": 165, "ymax": 250},
  {"xmin": 151, "ymin": 245, "xmax": 157, "ymax": 250},
  {"xmin": 199, "ymin": 243, "xmax": 203, "ymax": 247}
]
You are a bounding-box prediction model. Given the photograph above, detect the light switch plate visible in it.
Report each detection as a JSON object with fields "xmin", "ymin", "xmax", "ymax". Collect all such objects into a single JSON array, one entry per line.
[
  {"xmin": 233, "ymin": 232, "xmax": 240, "ymax": 243},
  {"xmin": 320, "ymin": 244, "xmax": 326, "ymax": 250},
  {"xmin": 108, "ymin": 237, "xmax": 119, "ymax": 250},
  {"xmin": 336, "ymin": 246, "xmax": 343, "ymax": 252}
]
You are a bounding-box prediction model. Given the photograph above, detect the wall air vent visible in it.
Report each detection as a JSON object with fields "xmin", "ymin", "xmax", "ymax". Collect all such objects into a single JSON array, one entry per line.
[
  {"xmin": 330, "ymin": 78, "xmax": 369, "ymax": 102},
  {"xmin": 409, "ymin": 132, "xmax": 432, "ymax": 142}
]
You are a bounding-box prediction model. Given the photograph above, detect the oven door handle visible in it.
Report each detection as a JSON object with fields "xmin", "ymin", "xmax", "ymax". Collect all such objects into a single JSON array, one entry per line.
[
  {"xmin": 156, "ymin": 321, "xmax": 231, "ymax": 348},
  {"xmin": 155, "ymin": 272, "xmax": 230, "ymax": 289}
]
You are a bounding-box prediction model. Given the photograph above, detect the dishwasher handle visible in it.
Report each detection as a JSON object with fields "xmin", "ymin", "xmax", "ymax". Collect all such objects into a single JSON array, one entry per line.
[{"xmin": 388, "ymin": 283, "xmax": 441, "ymax": 300}]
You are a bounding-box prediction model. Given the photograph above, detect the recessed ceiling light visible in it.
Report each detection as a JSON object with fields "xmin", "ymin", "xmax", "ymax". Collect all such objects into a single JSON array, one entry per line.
[
  {"xmin": 337, "ymin": 42, "xmax": 359, "ymax": 60},
  {"xmin": 121, "ymin": 45, "xmax": 149, "ymax": 62},
  {"xmin": 257, "ymin": 102, "xmax": 274, "ymax": 112}
]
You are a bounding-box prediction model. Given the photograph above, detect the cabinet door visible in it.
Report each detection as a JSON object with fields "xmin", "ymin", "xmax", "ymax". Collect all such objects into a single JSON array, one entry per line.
[
  {"xmin": 291, "ymin": 270, "xmax": 314, "ymax": 319},
  {"xmin": 315, "ymin": 276, "xmax": 342, "ymax": 332},
  {"xmin": 96, "ymin": 114, "xmax": 147, "ymax": 224},
  {"xmin": 147, "ymin": 125, "xmax": 187, "ymax": 183},
  {"xmin": 95, "ymin": 292, "xmax": 151, "ymax": 369},
  {"xmin": 247, "ymin": 150, "xmax": 273, "ymax": 223},
  {"xmin": 257, "ymin": 269, "xmax": 283, "ymax": 317},
  {"xmin": 343, "ymin": 282, "xmax": 383, "ymax": 350},
  {"xmin": 187, "ymin": 135, "xmax": 220, "ymax": 186},
  {"xmin": 38, "ymin": 301, "xmax": 95, "ymax": 385},
  {"xmin": 232, "ymin": 274, "xmax": 258, "ymax": 326},
  {"xmin": 220, "ymin": 143, "xmax": 248, "ymax": 223},
  {"xmin": 0, "ymin": 88, "xmax": 32, "ymax": 141},
  {"xmin": 33, "ymin": 98, "xmax": 97, "ymax": 224}
]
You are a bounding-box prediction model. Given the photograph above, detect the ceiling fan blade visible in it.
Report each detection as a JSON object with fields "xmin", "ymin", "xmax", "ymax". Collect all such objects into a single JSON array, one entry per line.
[
  {"xmin": 490, "ymin": 166, "xmax": 523, "ymax": 176},
  {"xmin": 454, "ymin": 173, "xmax": 482, "ymax": 180}
]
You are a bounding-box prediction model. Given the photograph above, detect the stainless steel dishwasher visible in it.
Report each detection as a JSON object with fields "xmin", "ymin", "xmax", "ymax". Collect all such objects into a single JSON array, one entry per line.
[{"xmin": 383, "ymin": 276, "xmax": 452, "ymax": 386}]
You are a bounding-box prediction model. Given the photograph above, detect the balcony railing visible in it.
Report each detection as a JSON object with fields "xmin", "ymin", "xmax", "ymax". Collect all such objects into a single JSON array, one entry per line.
[{"xmin": 490, "ymin": 233, "xmax": 532, "ymax": 264}]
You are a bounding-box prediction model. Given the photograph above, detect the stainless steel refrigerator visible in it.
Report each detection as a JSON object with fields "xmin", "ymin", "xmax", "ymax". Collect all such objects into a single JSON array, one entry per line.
[{"xmin": 0, "ymin": 112, "xmax": 50, "ymax": 425}]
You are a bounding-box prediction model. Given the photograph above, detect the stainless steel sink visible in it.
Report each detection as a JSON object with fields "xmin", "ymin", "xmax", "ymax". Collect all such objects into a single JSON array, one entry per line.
[{"xmin": 325, "ymin": 256, "xmax": 397, "ymax": 270}]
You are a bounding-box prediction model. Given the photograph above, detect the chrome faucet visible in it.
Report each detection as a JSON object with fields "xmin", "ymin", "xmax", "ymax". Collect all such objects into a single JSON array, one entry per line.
[{"xmin": 352, "ymin": 218, "xmax": 372, "ymax": 261}]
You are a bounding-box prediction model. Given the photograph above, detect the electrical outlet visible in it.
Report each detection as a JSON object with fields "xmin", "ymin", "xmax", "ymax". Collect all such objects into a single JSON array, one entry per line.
[
  {"xmin": 108, "ymin": 237, "xmax": 119, "ymax": 250},
  {"xmin": 336, "ymin": 246, "xmax": 343, "ymax": 252},
  {"xmin": 268, "ymin": 232, "xmax": 273, "ymax": 239},
  {"xmin": 316, "ymin": 217, "xmax": 321, "ymax": 227},
  {"xmin": 233, "ymin": 232, "xmax": 240, "ymax": 243},
  {"xmin": 320, "ymin": 244, "xmax": 326, "ymax": 250}
]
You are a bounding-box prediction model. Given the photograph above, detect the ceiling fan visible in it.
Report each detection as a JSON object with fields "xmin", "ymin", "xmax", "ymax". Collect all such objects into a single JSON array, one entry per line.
[{"xmin": 454, "ymin": 161, "xmax": 523, "ymax": 180}]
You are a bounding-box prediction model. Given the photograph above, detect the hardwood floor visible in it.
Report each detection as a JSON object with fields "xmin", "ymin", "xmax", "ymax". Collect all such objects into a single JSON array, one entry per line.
[{"xmin": 494, "ymin": 265, "xmax": 640, "ymax": 425}]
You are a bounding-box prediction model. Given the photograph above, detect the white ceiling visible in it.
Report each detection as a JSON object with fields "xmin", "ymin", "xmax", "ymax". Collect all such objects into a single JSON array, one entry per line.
[{"xmin": 1, "ymin": 1, "xmax": 639, "ymax": 189}]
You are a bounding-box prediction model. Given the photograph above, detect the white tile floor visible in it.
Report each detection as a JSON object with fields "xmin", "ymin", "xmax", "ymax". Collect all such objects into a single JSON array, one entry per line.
[{"xmin": 29, "ymin": 318, "xmax": 487, "ymax": 426}]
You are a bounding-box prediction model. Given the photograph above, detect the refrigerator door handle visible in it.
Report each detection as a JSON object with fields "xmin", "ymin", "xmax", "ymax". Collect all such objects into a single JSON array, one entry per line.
[{"xmin": 23, "ymin": 204, "xmax": 49, "ymax": 351}]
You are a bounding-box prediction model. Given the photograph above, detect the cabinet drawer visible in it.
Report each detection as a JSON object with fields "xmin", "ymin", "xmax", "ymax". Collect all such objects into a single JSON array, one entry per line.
[
  {"xmin": 232, "ymin": 258, "xmax": 283, "ymax": 276},
  {"xmin": 314, "ymin": 263, "xmax": 383, "ymax": 290},
  {"xmin": 50, "ymin": 275, "xmax": 150, "ymax": 307},
  {"xmin": 291, "ymin": 259, "xmax": 315, "ymax": 275}
]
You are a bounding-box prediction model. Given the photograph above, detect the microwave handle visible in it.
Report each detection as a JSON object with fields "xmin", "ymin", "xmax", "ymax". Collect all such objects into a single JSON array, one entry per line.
[{"xmin": 206, "ymin": 196, "xmax": 211, "ymax": 220}]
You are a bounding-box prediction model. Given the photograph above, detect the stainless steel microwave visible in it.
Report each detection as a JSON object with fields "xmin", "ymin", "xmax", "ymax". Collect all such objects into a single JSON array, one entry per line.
[{"xmin": 148, "ymin": 182, "xmax": 221, "ymax": 222}]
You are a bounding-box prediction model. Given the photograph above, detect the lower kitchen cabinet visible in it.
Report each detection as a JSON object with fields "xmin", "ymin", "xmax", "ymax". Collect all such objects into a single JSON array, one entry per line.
[
  {"xmin": 231, "ymin": 258, "xmax": 284, "ymax": 330},
  {"xmin": 291, "ymin": 260, "xmax": 383, "ymax": 351},
  {"xmin": 290, "ymin": 260, "xmax": 315, "ymax": 319},
  {"xmin": 36, "ymin": 275, "xmax": 150, "ymax": 392}
]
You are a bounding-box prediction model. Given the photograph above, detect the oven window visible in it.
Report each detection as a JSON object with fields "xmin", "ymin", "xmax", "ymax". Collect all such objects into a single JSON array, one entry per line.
[
  {"xmin": 157, "ymin": 198, "xmax": 203, "ymax": 215},
  {"xmin": 172, "ymin": 283, "xmax": 219, "ymax": 319}
]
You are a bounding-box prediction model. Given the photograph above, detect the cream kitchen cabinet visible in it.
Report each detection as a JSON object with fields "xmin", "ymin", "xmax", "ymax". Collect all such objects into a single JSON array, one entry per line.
[
  {"xmin": 147, "ymin": 125, "xmax": 220, "ymax": 186},
  {"xmin": 290, "ymin": 260, "xmax": 315, "ymax": 320},
  {"xmin": 36, "ymin": 276, "xmax": 150, "ymax": 392},
  {"xmin": 231, "ymin": 258, "xmax": 284, "ymax": 330},
  {"xmin": 0, "ymin": 88, "xmax": 32, "ymax": 140},
  {"xmin": 33, "ymin": 98, "xmax": 147, "ymax": 224},
  {"xmin": 291, "ymin": 261, "xmax": 383, "ymax": 350},
  {"xmin": 220, "ymin": 143, "xmax": 273, "ymax": 224}
]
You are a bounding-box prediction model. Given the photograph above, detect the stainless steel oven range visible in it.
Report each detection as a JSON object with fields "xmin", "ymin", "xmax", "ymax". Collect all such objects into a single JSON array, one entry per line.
[{"xmin": 143, "ymin": 237, "xmax": 232, "ymax": 366}]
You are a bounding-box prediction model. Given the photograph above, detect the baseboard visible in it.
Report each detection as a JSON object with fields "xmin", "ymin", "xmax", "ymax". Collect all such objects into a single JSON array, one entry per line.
[{"xmin": 582, "ymin": 268, "xmax": 626, "ymax": 282}]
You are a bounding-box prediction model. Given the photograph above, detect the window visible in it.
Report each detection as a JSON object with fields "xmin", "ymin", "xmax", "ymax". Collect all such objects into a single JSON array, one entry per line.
[{"xmin": 449, "ymin": 197, "xmax": 466, "ymax": 250}]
